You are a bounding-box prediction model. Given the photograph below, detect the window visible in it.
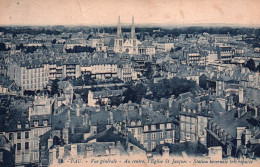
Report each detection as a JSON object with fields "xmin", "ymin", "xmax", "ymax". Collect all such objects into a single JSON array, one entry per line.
[
  {"xmin": 160, "ymin": 132, "xmax": 164, "ymax": 139},
  {"xmin": 34, "ymin": 130, "xmax": 38, "ymax": 137},
  {"xmin": 9, "ymin": 133, "xmax": 13, "ymax": 140},
  {"xmin": 25, "ymin": 132, "xmax": 29, "ymax": 139},
  {"xmin": 160, "ymin": 124, "xmax": 165, "ymax": 130},
  {"xmin": 43, "ymin": 120, "xmax": 48, "ymax": 126},
  {"xmin": 17, "ymin": 123, "xmax": 21, "ymax": 129},
  {"xmin": 151, "ymin": 125, "xmax": 156, "ymax": 131},
  {"xmin": 151, "ymin": 142, "xmax": 156, "ymax": 150},
  {"xmin": 17, "ymin": 143, "xmax": 21, "ymax": 150},
  {"xmin": 34, "ymin": 120, "xmax": 39, "ymax": 127},
  {"xmin": 144, "ymin": 125, "xmax": 148, "ymax": 131},
  {"xmin": 138, "ymin": 128, "xmax": 142, "ymax": 135},
  {"xmin": 25, "ymin": 142, "xmax": 29, "ymax": 150},
  {"xmin": 167, "ymin": 123, "xmax": 171, "ymax": 129},
  {"xmin": 34, "ymin": 141, "xmax": 39, "ymax": 149},
  {"xmin": 151, "ymin": 133, "xmax": 156, "ymax": 140},
  {"xmin": 167, "ymin": 131, "xmax": 171, "ymax": 138},
  {"xmin": 17, "ymin": 132, "xmax": 21, "ymax": 139},
  {"xmin": 131, "ymin": 128, "xmax": 135, "ymax": 135},
  {"xmin": 144, "ymin": 134, "xmax": 148, "ymax": 140}
]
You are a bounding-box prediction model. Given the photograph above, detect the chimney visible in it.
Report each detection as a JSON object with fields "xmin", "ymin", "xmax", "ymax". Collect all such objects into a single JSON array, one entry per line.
[
  {"xmin": 76, "ymin": 104, "xmax": 80, "ymax": 117},
  {"xmin": 202, "ymin": 101, "xmax": 206, "ymax": 108},
  {"xmin": 84, "ymin": 114, "xmax": 89, "ymax": 125},
  {"xmin": 239, "ymin": 88, "xmax": 244, "ymax": 103},
  {"xmin": 165, "ymin": 110, "xmax": 169, "ymax": 118},
  {"xmin": 198, "ymin": 103, "xmax": 202, "ymax": 112},
  {"xmin": 109, "ymin": 110, "xmax": 114, "ymax": 124},
  {"xmin": 138, "ymin": 108, "xmax": 142, "ymax": 116},
  {"xmin": 71, "ymin": 126, "xmax": 74, "ymax": 134},
  {"xmin": 255, "ymin": 107, "xmax": 258, "ymax": 118},
  {"xmin": 48, "ymin": 138, "xmax": 53, "ymax": 149}
]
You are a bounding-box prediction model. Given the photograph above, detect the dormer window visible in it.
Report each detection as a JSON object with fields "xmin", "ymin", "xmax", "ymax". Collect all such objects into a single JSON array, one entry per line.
[
  {"xmin": 17, "ymin": 121, "xmax": 21, "ymax": 129},
  {"xmin": 160, "ymin": 124, "xmax": 165, "ymax": 130},
  {"xmin": 167, "ymin": 123, "xmax": 171, "ymax": 129},
  {"xmin": 43, "ymin": 119, "xmax": 48, "ymax": 126},
  {"xmin": 151, "ymin": 125, "xmax": 156, "ymax": 131},
  {"xmin": 25, "ymin": 121, "xmax": 29, "ymax": 128},
  {"xmin": 34, "ymin": 120, "xmax": 39, "ymax": 127},
  {"xmin": 130, "ymin": 121, "xmax": 136, "ymax": 126}
]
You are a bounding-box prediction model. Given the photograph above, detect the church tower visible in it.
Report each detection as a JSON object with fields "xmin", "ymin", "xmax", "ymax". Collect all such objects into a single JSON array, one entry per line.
[
  {"xmin": 114, "ymin": 16, "xmax": 124, "ymax": 53},
  {"xmin": 130, "ymin": 16, "xmax": 137, "ymax": 54},
  {"xmin": 131, "ymin": 16, "xmax": 136, "ymax": 38}
]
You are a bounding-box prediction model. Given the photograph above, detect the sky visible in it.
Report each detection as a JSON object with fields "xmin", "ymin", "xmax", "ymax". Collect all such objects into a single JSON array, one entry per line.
[{"xmin": 0, "ymin": 0, "xmax": 260, "ymax": 26}]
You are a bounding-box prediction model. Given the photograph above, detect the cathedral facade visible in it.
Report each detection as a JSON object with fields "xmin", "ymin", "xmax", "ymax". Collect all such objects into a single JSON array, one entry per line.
[{"xmin": 114, "ymin": 16, "xmax": 141, "ymax": 54}]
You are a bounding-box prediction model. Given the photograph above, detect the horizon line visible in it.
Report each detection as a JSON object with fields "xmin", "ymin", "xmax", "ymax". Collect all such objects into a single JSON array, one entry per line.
[{"xmin": 0, "ymin": 23, "xmax": 260, "ymax": 28}]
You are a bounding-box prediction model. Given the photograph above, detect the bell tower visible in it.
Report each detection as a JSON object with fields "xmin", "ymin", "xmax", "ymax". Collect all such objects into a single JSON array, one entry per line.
[
  {"xmin": 114, "ymin": 16, "xmax": 123, "ymax": 53},
  {"xmin": 130, "ymin": 16, "xmax": 137, "ymax": 54}
]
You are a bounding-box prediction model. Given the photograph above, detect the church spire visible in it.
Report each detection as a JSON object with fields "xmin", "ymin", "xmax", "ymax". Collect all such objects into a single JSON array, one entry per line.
[
  {"xmin": 131, "ymin": 16, "xmax": 135, "ymax": 38},
  {"xmin": 117, "ymin": 15, "xmax": 122, "ymax": 37}
]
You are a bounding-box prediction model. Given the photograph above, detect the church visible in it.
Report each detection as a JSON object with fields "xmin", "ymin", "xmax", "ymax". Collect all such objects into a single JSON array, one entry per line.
[{"xmin": 114, "ymin": 16, "xmax": 142, "ymax": 54}]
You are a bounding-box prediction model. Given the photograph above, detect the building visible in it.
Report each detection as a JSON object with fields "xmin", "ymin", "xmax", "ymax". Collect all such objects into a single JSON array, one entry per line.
[
  {"xmin": 90, "ymin": 60, "xmax": 118, "ymax": 80},
  {"xmin": 217, "ymin": 46, "xmax": 234, "ymax": 62},
  {"xmin": 62, "ymin": 58, "xmax": 81, "ymax": 79},
  {"xmin": 117, "ymin": 62, "xmax": 134, "ymax": 82},
  {"xmin": 114, "ymin": 16, "xmax": 141, "ymax": 54},
  {"xmin": 4, "ymin": 102, "xmax": 32, "ymax": 165},
  {"xmin": 8, "ymin": 60, "xmax": 49, "ymax": 91},
  {"xmin": 154, "ymin": 42, "xmax": 174, "ymax": 53},
  {"xmin": 0, "ymin": 133, "xmax": 15, "ymax": 166},
  {"xmin": 88, "ymin": 88, "xmax": 123, "ymax": 107},
  {"xmin": 29, "ymin": 94, "xmax": 53, "ymax": 165}
]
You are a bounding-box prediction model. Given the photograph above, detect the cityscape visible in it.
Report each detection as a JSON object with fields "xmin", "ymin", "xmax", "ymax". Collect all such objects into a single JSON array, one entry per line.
[{"xmin": 0, "ymin": 4, "xmax": 260, "ymax": 166}]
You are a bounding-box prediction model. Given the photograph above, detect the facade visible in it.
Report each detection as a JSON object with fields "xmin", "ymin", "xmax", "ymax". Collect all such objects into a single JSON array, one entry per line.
[
  {"xmin": 91, "ymin": 61, "xmax": 118, "ymax": 80},
  {"xmin": 88, "ymin": 88, "xmax": 123, "ymax": 107},
  {"xmin": 154, "ymin": 42, "xmax": 174, "ymax": 53},
  {"xmin": 62, "ymin": 58, "xmax": 81, "ymax": 79},
  {"xmin": 8, "ymin": 61, "xmax": 49, "ymax": 91},
  {"xmin": 114, "ymin": 16, "xmax": 141, "ymax": 54},
  {"xmin": 117, "ymin": 63, "xmax": 134, "ymax": 82}
]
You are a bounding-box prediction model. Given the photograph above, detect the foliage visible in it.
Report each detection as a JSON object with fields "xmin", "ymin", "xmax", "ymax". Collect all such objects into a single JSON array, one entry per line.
[
  {"xmin": 245, "ymin": 59, "xmax": 256, "ymax": 71},
  {"xmin": 50, "ymin": 79, "xmax": 60, "ymax": 96},
  {"xmin": 0, "ymin": 43, "xmax": 10, "ymax": 51},
  {"xmin": 52, "ymin": 39, "xmax": 57, "ymax": 44},
  {"xmin": 143, "ymin": 62, "xmax": 154, "ymax": 79},
  {"xmin": 123, "ymin": 82, "xmax": 147, "ymax": 104},
  {"xmin": 149, "ymin": 77, "xmax": 197, "ymax": 101},
  {"xmin": 65, "ymin": 45, "xmax": 95, "ymax": 53}
]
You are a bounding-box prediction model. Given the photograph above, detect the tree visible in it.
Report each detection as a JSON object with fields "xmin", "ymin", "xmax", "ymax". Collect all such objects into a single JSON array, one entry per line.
[
  {"xmin": 144, "ymin": 62, "xmax": 154, "ymax": 79},
  {"xmin": 149, "ymin": 77, "xmax": 197, "ymax": 101},
  {"xmin": 123, "ymin": 83, "xmax": 147, "ymax": 104},
  {"xmin": 0, "ymin": 43, "xmax": 9, "ymax": 51},
  {"xmin": 50, "ymin": 79, "xmax": 60, "ymax": 96},
  {"xmin": 245, "ymin": 59, "xmax": 256, "ymax": 71},
  {"xmin": 51, "ymin": 39, "xmax": 57, "ymax": 44},
  {"xmin": 256, "ymin": 64, "xmax": 260, "ymax": 72}
]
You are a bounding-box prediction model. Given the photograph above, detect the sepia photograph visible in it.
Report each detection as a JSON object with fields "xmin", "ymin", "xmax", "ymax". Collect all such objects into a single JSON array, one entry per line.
[{"xmin": 0, "ymin": 0, "xmax": 260, "ymax": 166}]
